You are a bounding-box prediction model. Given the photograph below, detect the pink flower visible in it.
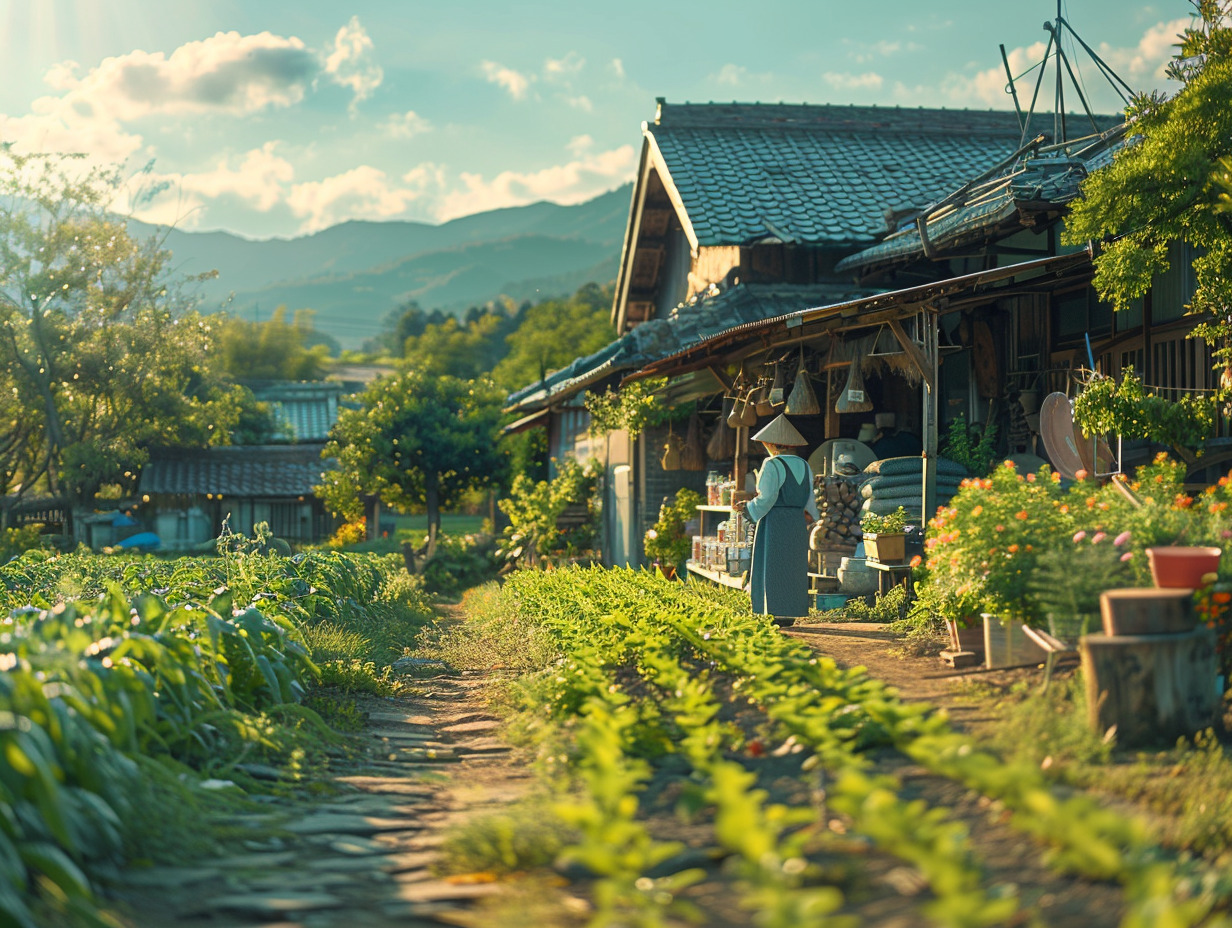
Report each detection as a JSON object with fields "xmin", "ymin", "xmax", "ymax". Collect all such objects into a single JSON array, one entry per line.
[
  {"xmin": 1223, "ymin": 530, "xmax": 1232, "ymax": 540},
  {"xmin": 1072, "ymin": 530, "xmax": 1087, "ymax": 543},
  {"xmin": 1091, "ymin": 532, "xmax": 1107, "ymax": 544},
  {"xmin": 1113, "ymin": 531, "xmax": 1131, "ymax": 547},
  {"xmin": 1120, "ymin": 551, "xmax": 1133, "ymax": 562}
]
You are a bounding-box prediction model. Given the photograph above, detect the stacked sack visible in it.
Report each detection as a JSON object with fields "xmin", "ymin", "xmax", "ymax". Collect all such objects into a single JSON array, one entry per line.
[{"xmin": 858, "ymin": 456, "xmax": 968, "ymax": 522}]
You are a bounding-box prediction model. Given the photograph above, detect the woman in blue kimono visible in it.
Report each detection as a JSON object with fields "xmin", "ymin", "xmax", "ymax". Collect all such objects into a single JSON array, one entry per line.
[{"xmin": 733, "ymin": 414, "xmax": 818, "ymax": 625}]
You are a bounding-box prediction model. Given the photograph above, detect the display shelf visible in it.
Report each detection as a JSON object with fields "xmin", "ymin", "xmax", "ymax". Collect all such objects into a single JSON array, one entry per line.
[{"xmin": 685, "ymin": 560, "xmax": 747, "ymax": 590}]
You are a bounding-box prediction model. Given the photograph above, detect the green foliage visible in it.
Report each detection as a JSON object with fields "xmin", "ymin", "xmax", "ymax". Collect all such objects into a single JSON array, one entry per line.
[
  {"xmin": 1073, "ymin": 369, "xmax": 1217, "ymax": 453},
  {"xmin": 941, "ymin": 414, "xmax": 998, "ymax": 477},
  {"xmin": 438, "ymin": 804, "xmax": 576, "ymax": 876},
  {"xmin": 497, "ymin": 457, "xmax": 599, "ymax": 564},
  {"xmin": 317, "ymin": 369, "xmax": 508, "ymax": 528},
  {"xmin": 643, "ymin": 488, "xmax": 703, "ymax": 572},
  {"xmin": 1063, "ymin": 2, "xmax": 1232, "ymax": 367},
  {"xmin": 0, "ymin": 524, "xmax": 46, "ymax": 562},
  {"xmin": 0, "ymin": 150, "xmax": 264, "ymax": 510},
  {"xmin": 585, "ymin": 378, "xmax": 690, "ymax": 440},
  {"xmin": 861, "ymin": 505, "xmax": 909, "ymax": 535},
  {"xmin": 414, "ymin": 582, "xmax": 558, "ymax": 672},
  {"xmin": 419, "ymin": 533, "xmax": 498, "ymax": 597},
  {"xmin": 491, "ymin": 283, "xmax": 614, "ymax": 392},
  {"xmin": 209, "ymin": 307, "xmax": 330, "ymax": 382}
]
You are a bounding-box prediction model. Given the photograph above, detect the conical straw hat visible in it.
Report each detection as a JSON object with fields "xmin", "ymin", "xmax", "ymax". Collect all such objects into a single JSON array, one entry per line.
[{"xmin": 752, "ymin": 413, "xmax": 807, "ymax": 446}]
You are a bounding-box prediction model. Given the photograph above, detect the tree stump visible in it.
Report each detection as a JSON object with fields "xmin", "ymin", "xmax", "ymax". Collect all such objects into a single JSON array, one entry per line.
[
  {"xmin": 1081, "ymin": 628, "xmax": 1220, "ymax": 748},
  {"xmin": 1099, "ymin": 588, "xmax": 1197, "ymax": 636}
]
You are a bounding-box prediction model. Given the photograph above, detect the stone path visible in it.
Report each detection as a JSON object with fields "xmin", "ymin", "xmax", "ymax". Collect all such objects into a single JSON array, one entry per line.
[{"xmin": 114, "ymin": 671, "xmax": 532, "ymax": 928}]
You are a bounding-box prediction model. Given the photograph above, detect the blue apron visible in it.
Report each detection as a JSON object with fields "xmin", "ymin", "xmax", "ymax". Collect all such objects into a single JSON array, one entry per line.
[{"xmin": 749, "ymin": 455, "xmax": 810, "ymax": 619}]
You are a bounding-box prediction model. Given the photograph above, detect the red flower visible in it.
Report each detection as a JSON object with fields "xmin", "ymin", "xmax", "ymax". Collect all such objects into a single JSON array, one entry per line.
[{"xmin": 1015, "ymin": 510, "xmax": 1029, "ymax": 521}]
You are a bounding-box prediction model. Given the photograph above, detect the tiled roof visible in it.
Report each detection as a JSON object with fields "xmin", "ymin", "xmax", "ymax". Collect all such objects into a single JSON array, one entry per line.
[
  {"xmin": 506, "ymin": 282, "xmax": 874, "ymax": 411},
  {"xmin": 249, "ymin": 382, "xmax": 342, "ymax": 442},
  {"xmin": 649, "ymin": 102, "xmax": 1028, "ymax": 248},
  {"xmin": 139, "ymin": 445, "xmax": 327, "ymax": 498}
]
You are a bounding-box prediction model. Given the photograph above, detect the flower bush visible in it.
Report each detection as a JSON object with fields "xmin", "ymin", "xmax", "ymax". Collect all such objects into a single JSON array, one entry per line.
[{"xmin": 919, "ymin": 453, "xmax": 1232, "ymax": 630}]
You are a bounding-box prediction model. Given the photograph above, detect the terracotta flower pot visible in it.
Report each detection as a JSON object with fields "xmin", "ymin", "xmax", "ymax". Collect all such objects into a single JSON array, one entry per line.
[{"xmin": 1146, "ymin": 546, "xmax": 1222, "ymax": 589}]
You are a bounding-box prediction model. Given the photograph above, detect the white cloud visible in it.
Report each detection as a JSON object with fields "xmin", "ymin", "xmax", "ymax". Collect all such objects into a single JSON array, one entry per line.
[
  {"xmin": 379, "ymin": 110, "xmax": 432, "ymax": 139},
  {"xmin": 842, "ymin": 38, "xmax": 923, "ymax": 64},
  {"xmin": 566, "ymin": 95, "xmax": 593, "ymax": 112},
  {"xmin": 323, "ymin": 16, "xmax": 384, "ymax": 109},
  {"xmin": 567, "ymin": 134, "xmax": 594, "ymax": 157},
  {"xmin": 940, "ymin": 18, "xmax": 1188, "ymax": 108},
  {"xmin": 54, "ymin": 31, "xmax": 317, "ymax": 122},
  {"xmin": 715, "ymin": 64, "xmax": 747, "ymax": 86},
  {"xmin": 544, "ymin": 51, "xmax": 585, "ymax": 80},
  {"xmin": 287, "ymin": 165, "xmax": 420, "ymax": 232},
  {"xmin": 611, "ymin": 58, "xmax": 626, "ymax": 80},
  {"xmin": 482, "ymin": 60, "xmax": 532, "ymax": 100},
  {"xmin": 823, "ymin": 71, "xmax": 884, "ymax": 91},
  {"xmin": 0, "ymin": 27, "xmax": 342, "ymax": 163},
  {"xmin": 433, "ymin": 143, "xmax": 637, "ymax": 221}
]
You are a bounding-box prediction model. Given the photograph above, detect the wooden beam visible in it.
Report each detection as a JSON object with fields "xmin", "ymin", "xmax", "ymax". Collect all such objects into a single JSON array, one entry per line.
[{"xmin": 887, "ymin": 318, "xmax": 936, "ymax": 392}]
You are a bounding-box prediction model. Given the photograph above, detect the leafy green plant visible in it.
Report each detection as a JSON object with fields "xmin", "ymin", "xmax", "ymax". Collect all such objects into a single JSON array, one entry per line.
[
  {"xmin": 643, "ymin": 487, "xmax": 703, "ymax": 572},
  {"xmin": 585, "ymin": 378, "xmax": 691, "ymax": 440},
  {"xmin": 861, "ymin": 505, "xmax": 909, "ymax": 535},
  {"xmin": 1073, "ymin": 369, "xmax": 1217, "ymax": 455},
  {"xmin": 497, "ymin": 457, "xmax": 599, "ymax": 566},
  {"xmin": 941, "ymin": 414, "xmax": 998, "ymax": 477}
]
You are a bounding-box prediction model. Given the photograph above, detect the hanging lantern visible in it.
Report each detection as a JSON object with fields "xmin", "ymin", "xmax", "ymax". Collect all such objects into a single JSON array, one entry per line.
[{"xmin": 660, "ymin": 422, "xmax": 682, "ymax": 470}]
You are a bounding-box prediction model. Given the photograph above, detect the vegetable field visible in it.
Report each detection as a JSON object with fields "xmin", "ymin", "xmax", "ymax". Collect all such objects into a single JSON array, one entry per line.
[
  {"xmin": 465, "ymin": 568, "xmax": 1232, "ymax": 928},
  {"xmin": 0, "ymin": 544, "xmax": 431, "ymax": 927}
]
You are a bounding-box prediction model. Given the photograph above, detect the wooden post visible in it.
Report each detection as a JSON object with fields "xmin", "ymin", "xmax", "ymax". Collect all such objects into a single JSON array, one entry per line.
[
  {"xmin": 1081, "ymin": 628, "xmax": 1220, "ymax": 748},
  {"xmin": 920, "ymin": 311, "xmax": 940, "ymax": 523}
]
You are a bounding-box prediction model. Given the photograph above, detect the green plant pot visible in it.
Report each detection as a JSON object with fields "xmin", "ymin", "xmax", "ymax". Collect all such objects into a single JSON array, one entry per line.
[{"xmin": 863, "ymin": 532, "xmax": 906, "ymax": 565}]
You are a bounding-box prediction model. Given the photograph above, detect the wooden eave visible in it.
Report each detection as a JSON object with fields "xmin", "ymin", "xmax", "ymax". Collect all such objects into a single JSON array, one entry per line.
[{"xmin": 612, "ymin": 127, "xmax": 701, "ymax": 333}]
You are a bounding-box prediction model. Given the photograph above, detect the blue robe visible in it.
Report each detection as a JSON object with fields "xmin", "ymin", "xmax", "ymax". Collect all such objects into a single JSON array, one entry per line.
[{"xmin": 747, "ymin": 455, "xmax": 812, "ymax": 619}]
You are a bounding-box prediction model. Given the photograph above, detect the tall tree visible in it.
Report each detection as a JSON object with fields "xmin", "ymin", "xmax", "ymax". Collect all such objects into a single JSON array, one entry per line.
[
  {"xmin": 316, "ymin": 371, "xmax": 507, "ymax": 551},
  {"xmin": 211, "ymin": 306, "xmax": 330, "ymax": 381},
  {"xmin": 0, "ymin": 149, "xmax": 257, "ymax": 516},
  {"xmin": 1063, "ymin": 1, "xmax": 1232, "ymax": 367},
  {"xmin": 491, "ymin": 282, "xmax": 614, "ymax": 391}
]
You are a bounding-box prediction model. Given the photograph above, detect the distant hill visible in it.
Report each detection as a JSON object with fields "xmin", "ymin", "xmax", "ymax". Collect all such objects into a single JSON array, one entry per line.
[{"xmin": 130, "ymin": 185, "xmax": 631, "ymax": 349}]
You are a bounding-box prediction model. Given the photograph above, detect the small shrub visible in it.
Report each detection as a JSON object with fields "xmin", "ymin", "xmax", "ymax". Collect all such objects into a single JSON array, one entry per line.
[{"xmin": 438, "ymin": 804, "xmax": 576, "ymax": 876}]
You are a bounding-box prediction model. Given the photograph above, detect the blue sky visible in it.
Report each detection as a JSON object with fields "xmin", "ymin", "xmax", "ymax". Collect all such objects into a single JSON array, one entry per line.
[{"xmin": 0, "ymin": 0, "xmax": 1194, "ymax": 239}]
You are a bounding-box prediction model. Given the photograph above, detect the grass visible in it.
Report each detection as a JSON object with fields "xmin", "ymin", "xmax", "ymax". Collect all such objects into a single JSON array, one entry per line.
[
  {"xmin": 437, "ymin": 802, "xmax": 577, "ymax": 876},
  {"xmin": 987, "ymin": 678, "xmax": 1232, "ymax": 860},
  {"xmin": 388, "ymin": 513, "xmax": 488, "ymax": 539},
  {"xmin": 414, "ymin": 582, "xmax": 558, "ymax": 673}
]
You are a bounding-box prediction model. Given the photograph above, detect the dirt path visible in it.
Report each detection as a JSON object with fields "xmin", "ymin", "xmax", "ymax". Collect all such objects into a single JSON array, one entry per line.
[
  {"xmin": 112, "ymin": 623, "xmax": 532, "ymax": 927},
  {"xmin": 786, "ymin": 621, "xmax": 1123, "ymax": 927}
]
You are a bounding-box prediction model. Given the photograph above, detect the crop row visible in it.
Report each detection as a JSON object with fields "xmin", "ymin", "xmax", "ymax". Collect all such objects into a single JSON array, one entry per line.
[
  {"xmin": 0, "ymin": 546, "xmax": 424, "ymax": 927},
  {"xmin": 498, "ymin": 567, "xmax": 1232, "ymax": 927}
]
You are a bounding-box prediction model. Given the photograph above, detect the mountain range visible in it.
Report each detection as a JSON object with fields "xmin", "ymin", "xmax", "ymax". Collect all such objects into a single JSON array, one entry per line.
[{"xmin": 130, "ymin": 184, "xmax": 632, "ymax": 349}]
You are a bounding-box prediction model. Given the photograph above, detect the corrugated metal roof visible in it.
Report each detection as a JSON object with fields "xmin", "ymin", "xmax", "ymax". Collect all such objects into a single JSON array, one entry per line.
[
  {"xmin": 836, "ymin": 126, "xmax": 1130, "ymax": 273},
  {"xmin": 631, "ymin": 250, "xmax": 1094, "ymax": 382},
  {"xmin": 139, "ymin": 445, "xmax": 327, "ymax": 497},
  {"xmin": 649, "ymin": 102, "xmax": 1027, "ymax": 248},
  {"xmin": 505, "ymin": 282, "xmax": 875, "ymax": 412}
]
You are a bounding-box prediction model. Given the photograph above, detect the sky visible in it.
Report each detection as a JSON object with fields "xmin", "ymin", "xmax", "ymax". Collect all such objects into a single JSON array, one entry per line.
[{"xmin": 0, "ymin": 0, "xmax": 1196, "ymax": 240}]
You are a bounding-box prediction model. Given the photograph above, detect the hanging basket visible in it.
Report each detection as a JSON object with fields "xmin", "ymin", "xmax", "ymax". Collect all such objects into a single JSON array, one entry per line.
[
  {"xmin": 834, "ymin": 356, "xmax": 873, "ymax": 414},
  {"xmin": 660, "ymin": 424, "xmax": 682, "ymax": 470},
  {"xmin": 768, "ymin": 363, "xmax": 787, "ymax": 407},
  {"xmin": 785, "ymin": 348, "xmax": 820, "ymax": 416},
  {"xmin": 681, "ymin": 411, "xmax": 706, "ymax": 471},
  {"xmin": 753, "ymin": 377, "xmax": 775, "ymax": 416},
  {"xmin": 708, "ymin": 399, "xmax": 737, "ymax": 460}
]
